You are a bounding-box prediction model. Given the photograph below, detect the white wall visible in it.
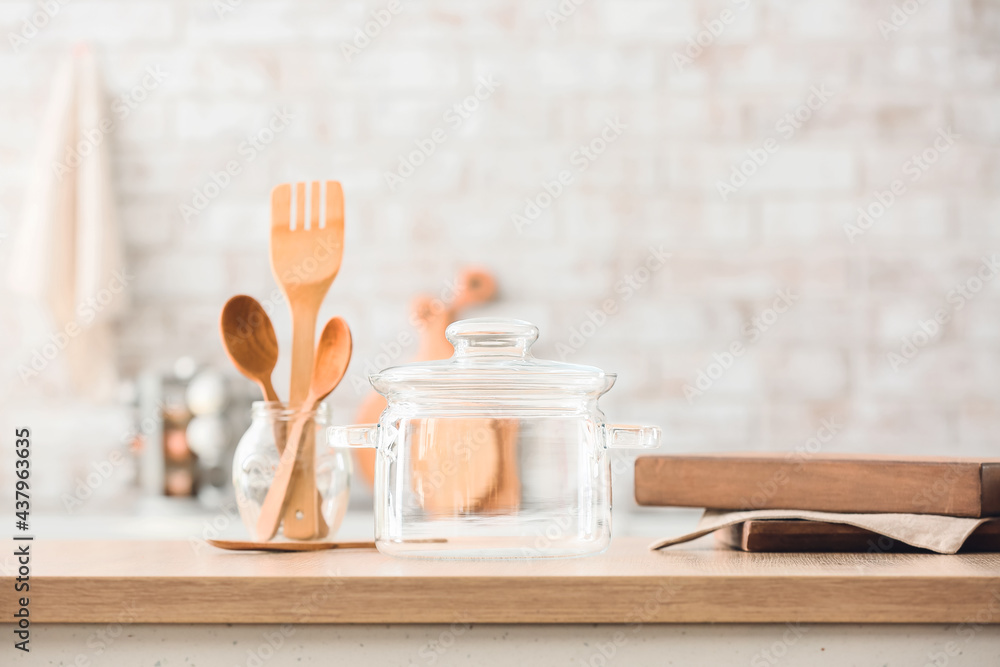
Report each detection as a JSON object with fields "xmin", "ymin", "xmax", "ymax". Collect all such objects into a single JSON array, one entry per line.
[{"xmin": 1, "ymin": 0, "xmax": 998, "ymax": 505}]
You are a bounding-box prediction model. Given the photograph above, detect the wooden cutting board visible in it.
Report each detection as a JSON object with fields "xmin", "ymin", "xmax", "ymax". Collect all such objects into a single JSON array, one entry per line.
[
  {"xmin": 352, "ymin": 268, "xmax": 520, "ymax": 513},
  {"xmin": 410, "ymin": 418, "xmax": 501, "ymax": 514},
  {"xmin": 718, "ymin": 519, "xmax": 1000, "ymax": 553},
  {"xmin": 634, "ymin": 453, "xmax": 1000, "ymax": 517},
  {"xmin": 353, "ymin": 267, "xmax": 497, "ymax": 487}
]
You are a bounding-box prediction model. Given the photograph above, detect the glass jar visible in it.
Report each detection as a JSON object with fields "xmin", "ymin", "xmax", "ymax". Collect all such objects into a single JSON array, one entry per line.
[
  {"xmin": 233, "ymin": 402, "xmax": 351, "ymax": 540},
  {"xmin": 329, "ymin": 318, "xmax": 660, "ymax": 559}
]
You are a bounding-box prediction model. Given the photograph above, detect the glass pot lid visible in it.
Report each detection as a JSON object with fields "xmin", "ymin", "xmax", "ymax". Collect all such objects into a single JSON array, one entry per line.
[{"xmin": 369, "ymin": 318, "xmax": 615, "ymax": 400}]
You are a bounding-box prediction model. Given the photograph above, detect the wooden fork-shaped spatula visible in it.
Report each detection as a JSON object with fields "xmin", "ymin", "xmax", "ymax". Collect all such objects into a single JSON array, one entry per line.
[{"xmin": 270, "ymin": 180, "xmax": 345, "ymax": 539}]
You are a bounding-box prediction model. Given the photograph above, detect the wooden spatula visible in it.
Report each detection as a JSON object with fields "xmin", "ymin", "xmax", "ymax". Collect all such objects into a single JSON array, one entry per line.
[{"xmin": 270, "ymin": 181, "xmax": 345, "ymax": 539}]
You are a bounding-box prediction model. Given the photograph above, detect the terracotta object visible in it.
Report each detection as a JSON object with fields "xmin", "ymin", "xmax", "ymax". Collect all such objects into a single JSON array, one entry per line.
[{"xmin": 354, "ymin": 267, "xmax": 521, "ymax": 515}]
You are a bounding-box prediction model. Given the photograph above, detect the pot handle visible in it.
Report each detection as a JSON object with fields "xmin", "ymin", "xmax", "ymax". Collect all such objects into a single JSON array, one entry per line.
[
  {"xmin": 328, "ymin": 423, "xmax": 379, "ymax": 449},
  {"xmin": 606, "ymin": 424, "xmax": 660, "ymax": 449}
]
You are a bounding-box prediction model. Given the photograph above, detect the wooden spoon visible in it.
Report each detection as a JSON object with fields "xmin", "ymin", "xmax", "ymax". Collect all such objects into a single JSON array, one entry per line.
[
  {"xmin": 220, "ymin": 294, "xmax": 329, "ymax": 535},
  {"xmin": 220, "ymin": 295, "xmax": 279, "ymax": 402},
  {"xmin": 256, "ymin": 317, "xmax": 352, "ymax": 542}
]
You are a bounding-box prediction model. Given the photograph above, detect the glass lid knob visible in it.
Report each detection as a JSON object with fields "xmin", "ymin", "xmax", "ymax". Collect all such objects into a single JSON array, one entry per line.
[{"xmin": 445, "ymin": 318, "xmax": 539, "ymax": 358}]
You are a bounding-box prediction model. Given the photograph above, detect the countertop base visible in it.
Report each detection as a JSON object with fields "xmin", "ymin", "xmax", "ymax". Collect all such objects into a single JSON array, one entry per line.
[{"xmin": 10, "ymin": 623, "xmax": 1000, "ymax": 666}]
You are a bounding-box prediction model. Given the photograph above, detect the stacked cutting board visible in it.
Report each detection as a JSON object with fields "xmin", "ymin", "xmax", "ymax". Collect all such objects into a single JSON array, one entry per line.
[{"xmin": 635, "ymin": 454, "xmax": 1000, "ymax": 552}]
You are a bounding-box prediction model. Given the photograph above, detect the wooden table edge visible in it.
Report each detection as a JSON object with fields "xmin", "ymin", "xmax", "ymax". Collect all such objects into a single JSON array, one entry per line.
[{"xmin": 5, "ymin": 573, "xmax": 1000, "ymax": 625}]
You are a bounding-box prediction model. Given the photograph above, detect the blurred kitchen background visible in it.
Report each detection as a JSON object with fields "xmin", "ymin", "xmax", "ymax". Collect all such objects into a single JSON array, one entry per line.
[{"xmin": 0, "ymin": 0, "xmax": 997, "ymax": 536}]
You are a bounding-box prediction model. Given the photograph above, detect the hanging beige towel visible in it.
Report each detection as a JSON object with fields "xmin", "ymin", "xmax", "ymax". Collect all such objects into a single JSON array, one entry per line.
[{"xmin": 7, "ymin": 45, "xmax": 124, "ymax": 400}]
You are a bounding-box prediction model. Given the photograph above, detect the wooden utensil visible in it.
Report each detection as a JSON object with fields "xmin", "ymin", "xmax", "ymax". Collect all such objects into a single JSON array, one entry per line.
[
  {"xmin": 209, "ymin": 539, "xmax": 376, "ymax": 552},
  {"xmin": 207, "ymin": 538, "xmax": 445, "ymax": 552},
  {"xmin": 256, "ymin": 318, "xmax": 352, "ymax": 542},
  {"xmin": 220, "ymin": 295, "xmax": 280, "ymax": 402},
  {"xmin": 271, "ymin": 181, "xmax": 344, "ymax": 403},
  {"xmin": 414, "ymin": 267, "xmax": 497, "ymax": 360},
  {"xmin": 270, "ymin": 180, "xmax": 345, "ymax": 402},
  {"xmin": 220, "ymin": 294, "xmax": 328, "ymax": 535},
  {"xmin": 270, "ymin": 180, "xmax": 345, "ymax": 538}
]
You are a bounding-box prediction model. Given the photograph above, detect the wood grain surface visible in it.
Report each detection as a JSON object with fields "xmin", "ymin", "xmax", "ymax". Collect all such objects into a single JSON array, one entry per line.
[
  {"xmin": 2, "ymin": 538, "xmax": 999, "ymax": 624},
  {"xmin": 635, "ymin": 454, "xmax": 1000, "ymax": 517}
]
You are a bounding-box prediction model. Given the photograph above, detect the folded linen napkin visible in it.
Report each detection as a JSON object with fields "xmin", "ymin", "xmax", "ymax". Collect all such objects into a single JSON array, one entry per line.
[{"xmin": 649, "ymin": 509, "xmax": 996, "ymax": 555}]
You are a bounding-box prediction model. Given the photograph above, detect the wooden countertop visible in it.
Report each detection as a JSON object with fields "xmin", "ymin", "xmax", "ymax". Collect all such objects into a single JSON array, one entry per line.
[{"xmin": 4, "ymin": 538, "xmax": 999, "ymax": 624}]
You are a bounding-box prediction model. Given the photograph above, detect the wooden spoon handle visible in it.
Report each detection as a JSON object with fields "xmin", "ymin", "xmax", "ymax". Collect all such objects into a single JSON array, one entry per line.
[
  {"xmin": 282, "ymin": 420, "xmax": 321, "ymax": 539},
  {"xmin": 289, "ymin": 303, "xmax": 319, "ymax": 403},
  {"xmin": 284, "ymin": 302, "xmax": 322, "ymax": 538},
  {"xmin": 256, "ymin": 408, "xmax": 310, "ymax": 541}
]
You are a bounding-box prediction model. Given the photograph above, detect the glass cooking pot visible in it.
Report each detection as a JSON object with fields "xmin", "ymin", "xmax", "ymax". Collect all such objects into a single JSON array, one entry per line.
[{"xmin": 329, "ymin": 318, "xmax": 660, "ymax": 559}]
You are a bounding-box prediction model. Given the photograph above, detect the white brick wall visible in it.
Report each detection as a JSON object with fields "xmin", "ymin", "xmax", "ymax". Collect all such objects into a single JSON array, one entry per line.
[{"xmin": 1, "ymin": 0, "xmax": 999, "ymax": 505}]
